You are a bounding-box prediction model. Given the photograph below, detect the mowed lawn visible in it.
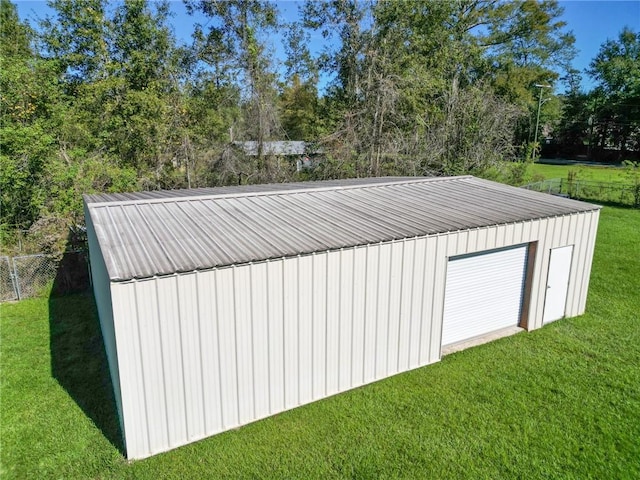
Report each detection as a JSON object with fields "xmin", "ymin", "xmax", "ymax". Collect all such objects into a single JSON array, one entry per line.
[
  {"xmin": 529, "ymin": 162, "xmax": 630, "ymax": 183},
  {"xmin": 1, "ymin": 207, "xmax": 639, "ymax": 479}
]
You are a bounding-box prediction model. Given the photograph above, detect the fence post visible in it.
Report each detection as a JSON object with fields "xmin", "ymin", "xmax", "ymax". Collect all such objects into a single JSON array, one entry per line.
[
  {"xmin": 12, "ymin": 258, "xmax": 22, "ymax": 301},
  {"xmin": 9, "ymin": 266, "xmax": 18, "ymax": 301},
  {"xmin": 1, "ymin": 256, "xmax": 19, "ymax": 302}
]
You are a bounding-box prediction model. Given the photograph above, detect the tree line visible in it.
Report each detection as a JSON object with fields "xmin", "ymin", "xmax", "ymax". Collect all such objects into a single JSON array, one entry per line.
[{"xmin": 1, "ymin": 0, "xmax": 638, "ymax": 252}]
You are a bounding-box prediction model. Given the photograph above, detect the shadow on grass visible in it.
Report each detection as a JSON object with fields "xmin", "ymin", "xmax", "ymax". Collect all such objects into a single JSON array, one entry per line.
[{"xmin": 48, "ymin": 251, "xmax": 125, "ymax": 455}]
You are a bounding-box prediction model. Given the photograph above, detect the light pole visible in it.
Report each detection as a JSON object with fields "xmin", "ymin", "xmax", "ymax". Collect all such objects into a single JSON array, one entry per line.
[
  {"xmin": 587, "ymin": 115, "xmax": 594, "ymax": 160},
  {"xmin": 533, "ymin": 83, "xmax": 551, "ymax": 161}
]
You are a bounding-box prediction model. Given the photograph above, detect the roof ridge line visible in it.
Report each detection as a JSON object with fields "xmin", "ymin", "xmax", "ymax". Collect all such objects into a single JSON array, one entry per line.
[{"xmin": 85, "ymin": 176, "xmax": 473, "ymax": 208}]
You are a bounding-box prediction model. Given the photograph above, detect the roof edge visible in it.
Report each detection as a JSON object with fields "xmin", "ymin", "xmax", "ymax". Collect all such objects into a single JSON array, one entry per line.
[{"xmin": 85, "ymin": 176, "xmax": 472, "ymax": 208}]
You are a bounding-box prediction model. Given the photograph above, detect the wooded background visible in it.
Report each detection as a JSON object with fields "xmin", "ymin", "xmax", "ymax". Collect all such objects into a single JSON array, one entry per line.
[{"xmin": 1, "ymin": 0, "xmax": 638, "ymax": 253}]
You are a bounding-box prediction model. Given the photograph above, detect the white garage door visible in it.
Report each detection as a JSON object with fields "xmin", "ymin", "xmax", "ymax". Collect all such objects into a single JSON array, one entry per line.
[{"xmin": 442, "ymin": 245, "xmax": 528, "ymax": 346}]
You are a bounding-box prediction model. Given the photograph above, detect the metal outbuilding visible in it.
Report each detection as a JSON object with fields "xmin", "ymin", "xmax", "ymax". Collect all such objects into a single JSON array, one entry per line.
[{"xmin": 84, "ymin": 176, "xmax": 601, "ymax": 459}]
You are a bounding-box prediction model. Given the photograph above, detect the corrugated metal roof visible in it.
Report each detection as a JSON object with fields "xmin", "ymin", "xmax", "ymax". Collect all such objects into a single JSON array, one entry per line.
[
  {"xmin": 85, "ymin": 176, "xmax": 600, "ymax": 281},
  {"xmin": 84, "ymin": 176, "xmax": 417, "ymax": 203}
]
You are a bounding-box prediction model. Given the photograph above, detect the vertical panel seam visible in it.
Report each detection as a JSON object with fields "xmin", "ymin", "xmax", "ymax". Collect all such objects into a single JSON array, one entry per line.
[
  {"xmin": 338, "ymin": 249, "xmax": 343, "ymax": 386},
  {"xmin": 133, "ymin": 283, "xmax": 152, "ymax": 455},
  {"xmin": 249, "ymin": 265, "xmax": 257, "ymax": 420},
  {"xmin": 232, "ymin": 266, "xmax": 241, "ymax": 424},
  {"xmin": 542, "ymin": 220, "xmax": 558, "ymax": 322},
  {"xmin": 418, "ymin": 237, "xmax": 430, "ymax": 363},
  {"xmin": 373, "ymin": 243, "xmax": 381, "ymax": 377},
  {"xmin": 281, "ymin": 260, "xmax": 286, "ymax": 407},
  {"xmin": 407, "ymin": 239, "xmax": 417, "ymax": 367},
  {"xmin": 578, "ymin": 213, "xmax": 594, "ymax": 309},
  {"xmin": 212, "ymin": 270, "xmax": 224, "ymax": 429},
  {"xmin": 533, "ymin": 219, "xmax": 548, "ymax": 325},
  {"xmin": 194, "ymin": 274, "xmax": 208, "ymax": 437},
  {"xmin": 550, "ymin": 215, "xmax": 559, "ymax": 248},
  {"xmin": 154, "ymin": 281, "xmax": 171, "ymax": 447},
  {"xmin": 566, "ymin": 214, "xmax": 579, "ymax": 313},
  {"xmin": 297, "ymin": 256, "xmax": 301, "ymax": 405},
  {"xmin": 432, "ymin": 237, "xmax": 446, "ymax": 360},
  {"xmin": 570, "ymin": 214, "xmax": 585, "ymax": 315},
  {"xmin": 361, "ymin": 246, "xmax": 369, "ymax": 384},
  {"xmin": 395, "ymin": 240, "xmax": 406, "ymax": 372},
  {"xmin": 324, "ymin": 253, "xmax": 329, "ymax": 397},
  {"xmin": 311, "ymin": 254, "xmax": 315, "ymax": 399},
  {"xmin": 174, "ymin": 277, "xmax": 190, "ymax": 440},
  {"xmin": 265, "ymin": 261, "xmax": 272, "ymax": 415},
  {"xmin": 385, "ymin": 244, "xmax": 394, "ymax": 376},
  {"xmin": 350, "ymin": 248, "xmax": 356, "ymax": 386}
]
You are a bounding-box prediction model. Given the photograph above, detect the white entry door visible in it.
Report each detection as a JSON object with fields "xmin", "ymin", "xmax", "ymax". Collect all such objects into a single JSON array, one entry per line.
[
  {"xmin": 442, "ymin": 245, "xmax": 529, "ymax": 346},
  {"xmin": 543, "ymin": 246, "xmax": 574, "ymax": 323}
]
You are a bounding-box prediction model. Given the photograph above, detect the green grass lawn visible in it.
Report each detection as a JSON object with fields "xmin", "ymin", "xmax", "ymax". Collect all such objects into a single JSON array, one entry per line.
[
  {"xmin": 2, "ymin": 207, "xmax": 639, "ymax": 479},
  {"xmin": 529, "ymin": 163, "xmax": 630, "ymax": 183}
]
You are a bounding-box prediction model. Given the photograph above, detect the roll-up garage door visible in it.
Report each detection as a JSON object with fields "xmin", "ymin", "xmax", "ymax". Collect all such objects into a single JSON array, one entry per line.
[{"xmin": 442, "ymin": 245, "xmax": 528, "ymax": 346}]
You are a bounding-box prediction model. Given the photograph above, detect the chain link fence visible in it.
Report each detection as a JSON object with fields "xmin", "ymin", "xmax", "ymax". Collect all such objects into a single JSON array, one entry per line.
[
  {"xmin": 522, "ymin": 178, "xmax": 640, "ymax": 207},
  {"xmin": 521, "ymin": 178, "xmax": 564, "ymax": 196},
  {"xmin": 0, "ymin": 256, "xmax": 17, "ymax": 302},
  {"xmin": 12, "ymin": 254, "xmax": 59, "ymax": 299},
  {"xmin": 0, "ymin": 251, "xmax": 90, "ymax": 302}
]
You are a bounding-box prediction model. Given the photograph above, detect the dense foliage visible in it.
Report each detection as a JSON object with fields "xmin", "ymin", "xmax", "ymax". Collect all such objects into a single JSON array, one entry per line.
[
  {"xmin": 0, "ymin": 0, "xmax": 637, "ymax": 251},
  {"xmin": 556, "ymin": 28, "xmax": 640, "ymax": 160}
]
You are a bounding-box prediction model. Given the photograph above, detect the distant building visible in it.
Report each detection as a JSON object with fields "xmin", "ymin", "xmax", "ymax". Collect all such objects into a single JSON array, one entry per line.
[
  {"xmin": 232, "ymin": 141, "xmax": 322, "ymax": 171},
  {"xmin": 232, "ymin": 141, "xmax": 312, "ymax": 156}
]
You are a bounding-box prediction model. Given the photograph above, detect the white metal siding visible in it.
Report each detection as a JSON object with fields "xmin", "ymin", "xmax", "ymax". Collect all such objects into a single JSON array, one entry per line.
[
  {"xmin": 84, "ymin": 206, "xmax": 124, "ymax": 434},
  {"xmin": 106, "ymin": 210, "xmax": 600, "ymax": 459},
  {"xmin": 442, "ymin": 246, "xmax": 528, "ymax": 346},
  {"xmin": 112, "ymin": 239, "xmax": 445, "ymax": 459},
  {"xmin": 575, "ymin": 210, "xmax": 600, "ymax": 315}
]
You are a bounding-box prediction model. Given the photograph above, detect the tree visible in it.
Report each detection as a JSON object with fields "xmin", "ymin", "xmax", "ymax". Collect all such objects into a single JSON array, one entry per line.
[
  {"xmin": 0, "ymin": 0, "xmax": 30, "ymax": 57},
  {"xmin": 587, "ymin": 28, "xmax": 640, "ymax": 157},
  {"xmin": 186, "ymin": 0, "xmax": 284, "ymax": 182},
  {"xmin": 41, "ymin": 0, "xmax": 193, "ymax": 183},
  {"xmin": 303, "ymin": 0, "xmax": 532, "ymax": 176},
  {"xmin": 302, "ymin": 0, "xmax": 412, "ymax": 177},
  {"xmin": 183, "ymin": 72, "xmax": 242, "ymax": 186},
  {"xmin": 283, "ymin": 21, "xmax": 317, "ymax": 84},
  {"xmin": 279, "ymin": 21, "xmax": 322, "ymax": 142},
  {"xmin": 478, "ymin": 0, "xmax": 574, "ymax": 149},
  {"xmin": 41, "ymin": 0, "xmax": 112, "ymax": 85},
  {"xmin": 555, "ymin": 69, "xmax": 591, "ymax": 153},
  {"xmin": 0, "ymin": 0, "xmax": 596, "ymax": 249},
  {"xmin": 0, "ymin": 0, "xmax": 62, "ymax": 229},
  {"xmin": 186, "ymin": 0, "xmax": 281, "ymax": 139},
  {"xmin": 280, "ymin": 75, "xmax": 321, "ymax": 141}
]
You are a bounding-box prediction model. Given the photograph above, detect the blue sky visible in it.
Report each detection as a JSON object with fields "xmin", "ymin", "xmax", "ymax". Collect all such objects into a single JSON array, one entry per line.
[
  {"xmin": 559, "ymin": 0, "xmax": 639, "ymax": 89},
  {"xmin": 15, "ymin": 0, "xmax": 640, "ymax": 91}
]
